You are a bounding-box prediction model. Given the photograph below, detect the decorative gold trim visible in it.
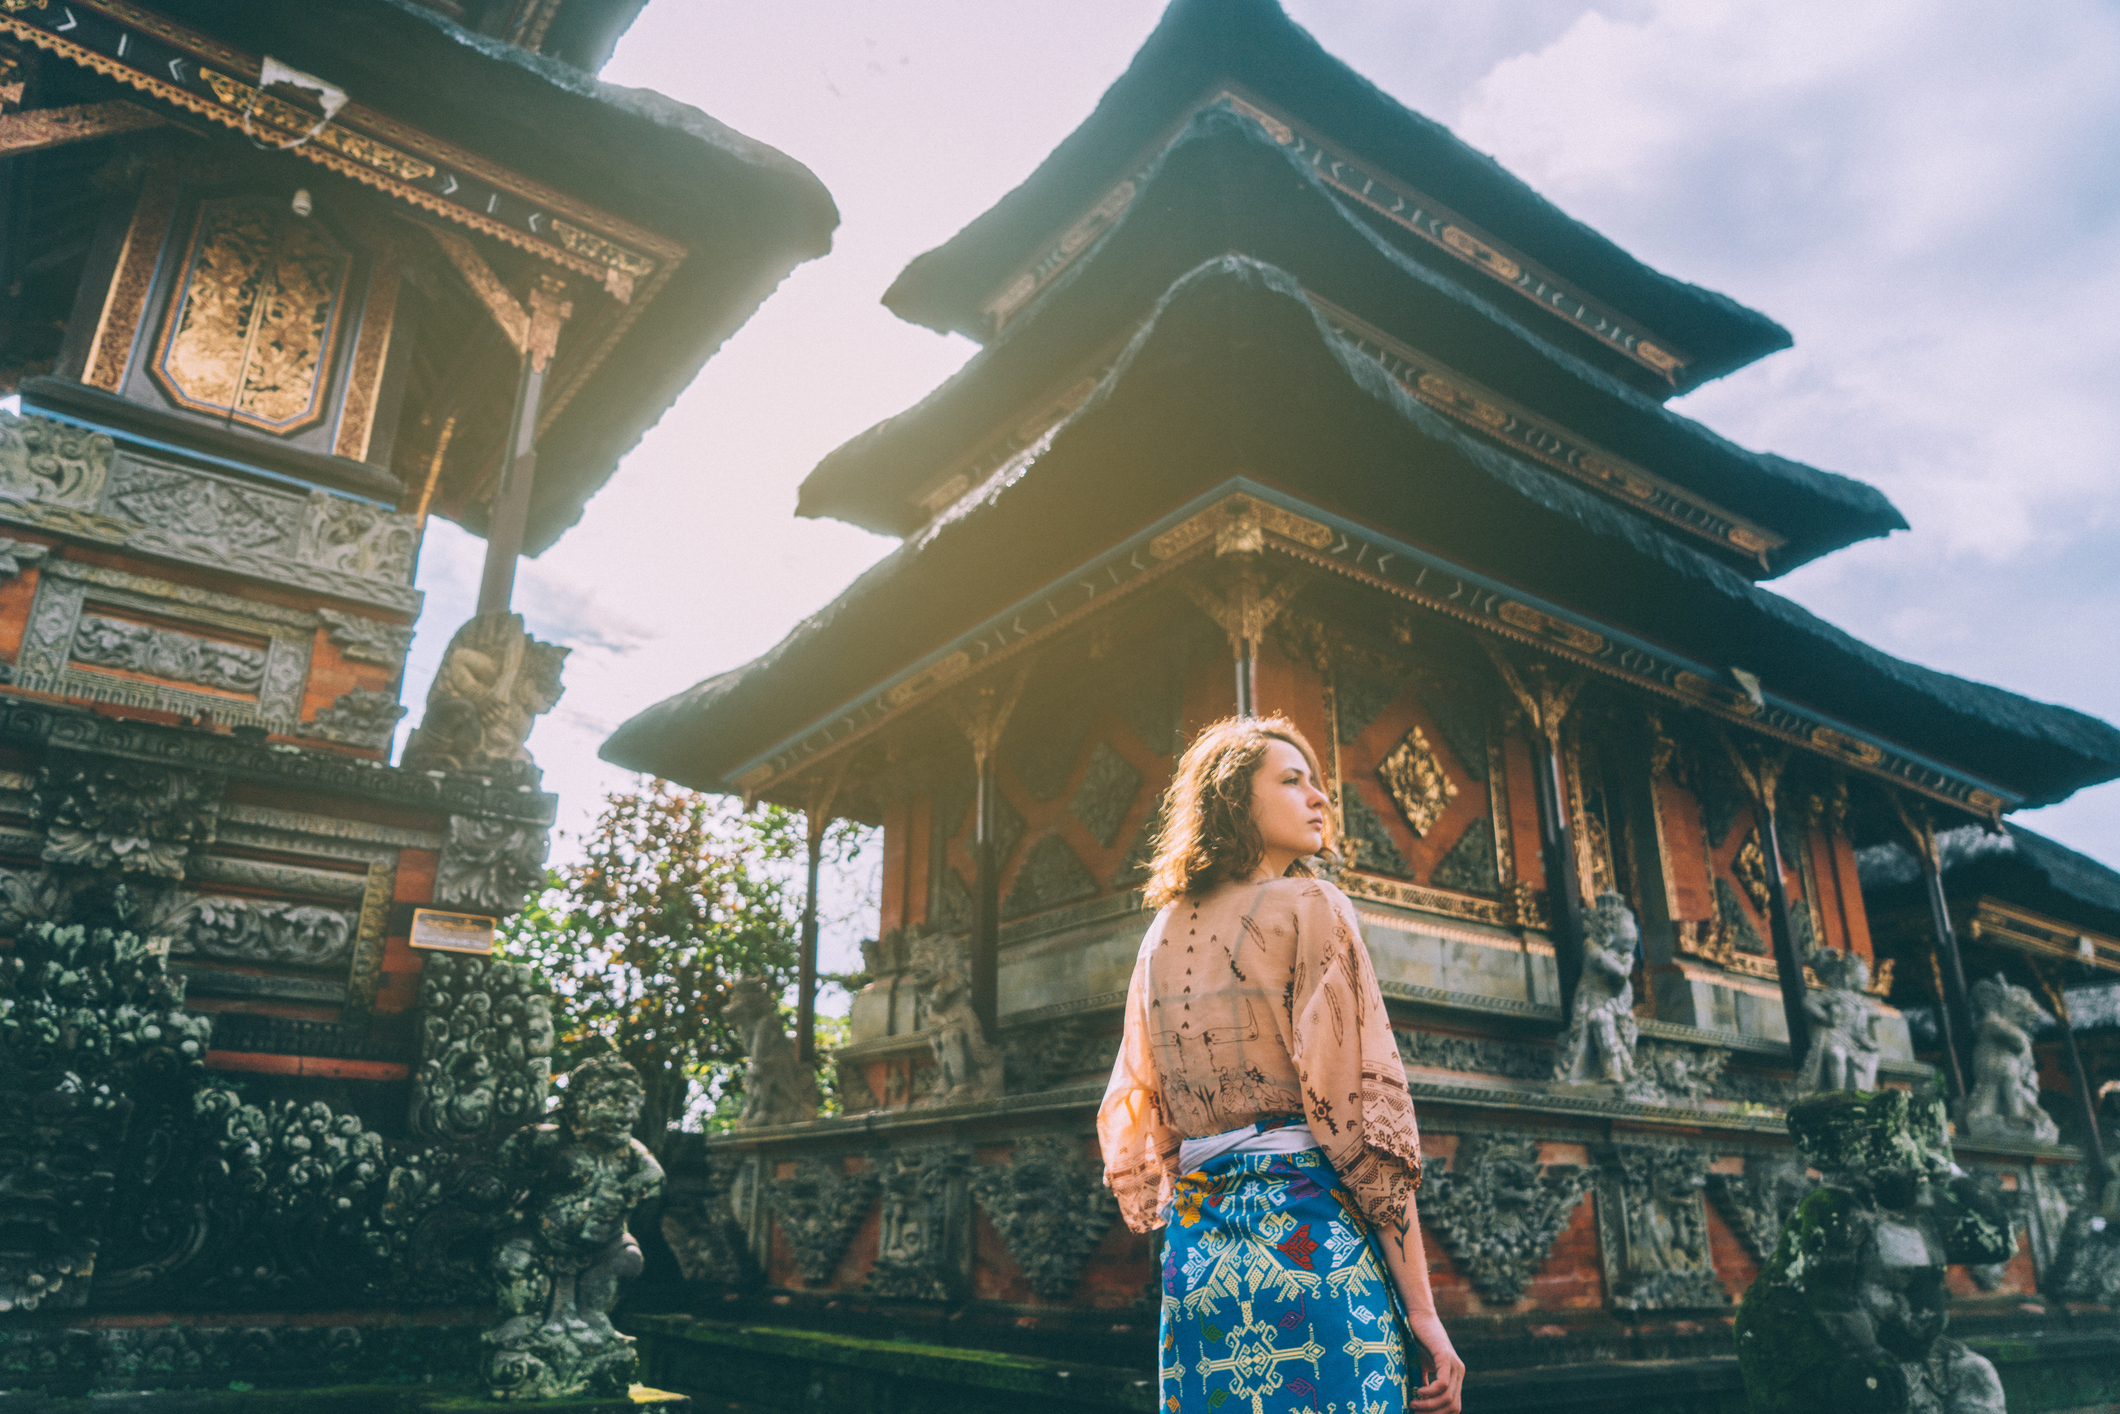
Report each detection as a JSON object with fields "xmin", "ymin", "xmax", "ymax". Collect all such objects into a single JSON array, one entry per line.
[
  {"xmin": 1377, "ymin": 725, "xmax": 1455, "ymax": 836},
  {"xmin": 1485, "ymin": 718, "xmax": 1515, "ymax": 892},
  {"xmin": 1965, "ymin": 896, "xmax": 2120, "ymax": 974},
  {"xmin": 1319, "ymin": 301, "xmax": 1782, "ymax": 566},
  {"xmin": 83, "ymin": 164, "xmax": 179, "ymax": 391},
  {"xmin": 335, "ymin": 251, "xmax": 399, "ymax": 462},
  {"xmin": 1150, "ymin": 492, "xmax": 1333, "ymax": 561},
  {"xmin": 342, "ymin": 859, "xmax": 396, "ymax": 1014},
  {"xmin": 1341, "ymin": 868, "xmax": 1514, "ymax": 929},
  {"xmin": 0, "ymin": 97, "xmax": 159, "ymax": 154}
]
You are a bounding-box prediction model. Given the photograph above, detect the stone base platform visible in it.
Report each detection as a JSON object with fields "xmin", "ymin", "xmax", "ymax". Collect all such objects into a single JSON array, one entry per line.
[
  {"xmin": 631, "ymin": 1313, "xmax": 2120, "ymax": 1414},
  {"xmin": 0, "ymin": 1385, "xmax": 689, "ymax": 1412}
]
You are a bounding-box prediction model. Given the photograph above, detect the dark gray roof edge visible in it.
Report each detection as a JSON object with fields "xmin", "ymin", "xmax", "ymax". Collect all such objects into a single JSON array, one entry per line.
[
  {"xmin": 610, "ymin": 255, "xmax": 2120, "ymax": 804},
  {"xmin": 1859, "ymin": 822, "xmax": 2120, "ymax": 938},
  {"xmin": 809, "ymin": 109, "xmax": 1899, "ymax": 563},
  {"xmin": 882, "ymin": 0, "xmax": 1787, "ymax": 382}
]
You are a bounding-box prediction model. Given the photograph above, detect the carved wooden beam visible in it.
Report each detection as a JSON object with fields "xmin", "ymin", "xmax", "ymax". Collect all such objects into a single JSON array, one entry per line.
[
  {"xmin": 0, "ymin": 100, "xmax": 161, "ymax": 156},
  {"xmin": 946, "ymin": 664, "xmax": 1032, "ymax": 1041}
]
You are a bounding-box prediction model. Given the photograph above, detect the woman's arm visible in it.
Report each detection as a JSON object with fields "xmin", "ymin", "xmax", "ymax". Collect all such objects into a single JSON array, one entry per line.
[{"xmin": 1376, "ymin": 1193, "xmax": 1465, "ymax": 1414}]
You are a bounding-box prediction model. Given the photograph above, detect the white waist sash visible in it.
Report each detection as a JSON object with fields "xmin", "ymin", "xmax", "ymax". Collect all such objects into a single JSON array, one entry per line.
[{"xmin": 1177, "ymin": 1117, "xmax": 1321, "ymax": 1171}]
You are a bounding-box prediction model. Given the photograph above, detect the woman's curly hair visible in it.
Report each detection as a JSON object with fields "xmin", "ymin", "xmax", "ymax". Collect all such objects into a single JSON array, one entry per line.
[{"xmin": 1143, "ymin": 714, "xmax": 1336, "ymax": 909}]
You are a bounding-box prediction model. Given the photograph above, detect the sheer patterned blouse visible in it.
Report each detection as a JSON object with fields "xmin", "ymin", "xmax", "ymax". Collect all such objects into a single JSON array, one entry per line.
[{"xmin": 1097, "ymin": 875, "xmax": 1422, "ymax": 1234}]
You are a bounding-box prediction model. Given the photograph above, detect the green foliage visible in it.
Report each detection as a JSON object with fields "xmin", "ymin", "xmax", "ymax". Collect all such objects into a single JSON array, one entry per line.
[{"xmin": 495, "ymin": 781, "xmax": 864, "ymax": 1146}]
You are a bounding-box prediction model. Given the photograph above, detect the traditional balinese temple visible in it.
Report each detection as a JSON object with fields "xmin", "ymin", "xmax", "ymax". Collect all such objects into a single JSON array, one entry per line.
[
  {"xmin": 0, "ymin": 0, "xmax": 834, "ymax": 1401},
  {"xmin": 602, "ymin": 0, "xmax": 2120, "ymax": 1407}
]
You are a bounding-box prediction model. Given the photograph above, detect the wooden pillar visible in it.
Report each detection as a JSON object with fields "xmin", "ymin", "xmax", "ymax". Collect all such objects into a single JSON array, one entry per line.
[
  {"xmin": 1896, "ymin": 798, "xmax": 1973, "ymax": 1099},
  {"xmin": 794, "ymin": 764, "xmax": 847, "ymax": 1066},
  {"xmin": 2031, "ymin": 960, "xmax": 2108, "ymax": 1176},
  {"xmin": 1482, "ymin": 643, "xmax": 1588, "ymax": 1016},
  {"xmin": 948, "ymin": 667, "xmax": 1029, "ymax": 1043},
  {"xmin": 1720, "ymin": 737, "xmax": 1811, "ymax": 1064},
  {"xmin": 1183, "ymin": 549, "xmax": 1299, "ymax": 723},
  {"xmin": 475, "ymin": 273, "xmax": 570, "ymax": 616}
]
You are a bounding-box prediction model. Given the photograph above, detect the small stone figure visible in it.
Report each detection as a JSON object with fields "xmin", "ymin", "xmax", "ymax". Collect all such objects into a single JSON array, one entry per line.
[
  {"xmin": 1798, "ymin": 947, "xmax": 1882, "ymax": 1095},
  {"xmin": 726, "ymin": 974, "xmax": 820, "ymax": 1128},
  {"xmin": 1961, "ymin": 973, "xmax": 2058, "ymax": 1143},
  {"xmin": 2048, "ymin": 1153, "xmax": 2120, "ymax": 1304},
  {"xmin": 401, "ymin": 611, "xmax": 567, "ymax": 777},
  {"xmin": 483, "ymin": 1055, "xmax": 664, "ymax": 1401},
  {"xmin": 1552, "ymin": 893, "xmax": 1639, "ymax": 1088},
  {"xmin": 910, "ymin": 929, "xmax": 1001, "ymax": 1105},
  {"xmin": 1736, "ymin": 1089, "xmax": 2011, "ymax": 1414}
]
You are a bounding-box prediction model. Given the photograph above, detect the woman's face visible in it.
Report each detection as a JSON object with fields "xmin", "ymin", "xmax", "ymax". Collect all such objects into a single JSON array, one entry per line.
[{"xmin": 1248, "ymin": 737, "xmax": 1331, "ymax": 870}]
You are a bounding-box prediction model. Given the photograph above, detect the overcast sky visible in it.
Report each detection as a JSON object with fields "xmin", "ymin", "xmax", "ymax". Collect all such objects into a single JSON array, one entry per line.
[{"xmin": 403, "ymin": 0, "xmax": 2120, "ymax": 972}]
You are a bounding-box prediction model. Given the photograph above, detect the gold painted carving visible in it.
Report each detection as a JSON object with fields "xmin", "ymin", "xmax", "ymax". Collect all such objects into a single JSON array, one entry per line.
[
  {"xmin": 0, "ymin": 99, "xmax": 159, "ymax": 155},
  {"xmin": 1965, "ymin": 896, "xmax": 2120, "ymax": 975},
  {"xmin": 342, "ymin": 859, "xmax": 396, "ymax": 1014},
  {"xmin": 1341, "ymin": 869, "xmax": 1513, "ymax": 930},
  {"xmin": 423, "ymin": 227, "xmax": 571, "ymax": 371},
  {"xmin": 84, "ymin": 165, "xmax": 179, "ymax": 391},
  {"xmin": 1498, "ymin": 600, "xmax": 1605, "ymax": 654},
  {"xmin": 882, "ymin": 650, "xmax": 972, "ymax": 711},
  {"xmin": 1377, "ymin": 726, "xmax": 1456, "ymax": 837},
  {"xmin": 152, "ymin": 198, "xmax": 351, "ymax": 433},
  {"xmin": 1809, "ymin": 725, "xmax": 1884, "ymax": 767},
  {"xmin": 334, "ymin": 250, "xmax": 399, "ymax": 461},
  {"xmin": 1150, "ymin": 492, "xmax": 1333, "ymax": 561},
  {"xmin": 1733, "ymin": 829, "xmax": 1772, "ymax": 917},
  {"xmin": 1184, "ymin": 565, "xmax": 1303, "ymax": 658},
  {"xmin": 199, "ymin": 67, "xmax": 434, "ymax": 181}
]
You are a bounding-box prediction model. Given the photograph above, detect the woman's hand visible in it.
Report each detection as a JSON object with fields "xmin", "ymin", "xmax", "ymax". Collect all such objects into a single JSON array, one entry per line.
[{"xmin": 1405, "ymin": 1312, "xmax": 1465, "ymax": 1414}]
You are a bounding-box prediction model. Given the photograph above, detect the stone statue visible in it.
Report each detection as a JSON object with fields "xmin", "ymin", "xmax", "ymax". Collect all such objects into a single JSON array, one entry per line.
[
  {"xmin": 1552, "ymin": 893, "xmax": 1640, "ymax": 1088},
  {"xmin": 1961, "ymin": 973, "xmax": 2058, "ymax": 1143},
  {"xmin": 910, "ymin": 929, "xmax": 1000, "ymax": 1105},
  {"xmin": 1736, "ymin": 1089, "xmax": 2011, "ymax": 1414},
  {"xmin": 400, "ymin": 611, "xmax": 567, "ymax": 778},
  {"xmin": 726, "ymin": 975, "xmax": 820, "ymax": 1128},
  {"xmin": 2048, "ymin": 1154, "xmax": 2120, "ymax": 1304},
  {"xmin": 483, "ymin": 1055, "xmax": 665, "ymax": 1401},
  {"xmin": 1798, "ymin": 947, "xmax": 1882, "ymax": 1095}
]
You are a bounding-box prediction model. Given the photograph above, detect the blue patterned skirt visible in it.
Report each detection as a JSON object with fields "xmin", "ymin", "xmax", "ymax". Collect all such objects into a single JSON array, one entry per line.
[{"xmin": 1160, "ymin": 1146, "xmax": 1411, "ymax": 1414}]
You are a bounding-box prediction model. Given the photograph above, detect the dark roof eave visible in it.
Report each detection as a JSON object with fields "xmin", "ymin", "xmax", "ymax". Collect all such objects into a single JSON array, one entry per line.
[
  {"xmin": 882, "ymin": 0, "xmax": 1787, "ymax": 390},
  {"xmin": 613, "ymin": 257, "xmax": 2120, "ymax": 807}
]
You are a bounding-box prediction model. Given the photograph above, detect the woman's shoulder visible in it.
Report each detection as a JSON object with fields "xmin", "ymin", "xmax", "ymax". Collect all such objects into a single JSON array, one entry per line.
[{"xmin": 1252, "ymin": 874, "xmax": 1357, "ymax": 919}]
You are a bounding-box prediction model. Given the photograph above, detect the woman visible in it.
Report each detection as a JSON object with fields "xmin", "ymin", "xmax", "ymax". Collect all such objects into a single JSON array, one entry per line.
[{"xmin": 1099, "ymin": 715, "xmax": 1465, "ymax": 1414}]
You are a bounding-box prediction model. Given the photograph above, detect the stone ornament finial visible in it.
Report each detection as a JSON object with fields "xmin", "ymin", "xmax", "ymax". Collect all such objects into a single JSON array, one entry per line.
[
  {"xmin": 483, "ymin": 1054, "xmax": 664, "ymax": 1401},
  {"xmin": 1797, "ymin": 947, "xmax": 1882, "ymax": 1096},
  {"xmin": 1551, "ymin": 892, "xmax": 1640, "ymax": 1088},
  {"xmin": 401, "ymin": 611, "xmax": 567, "ymax": 780}
]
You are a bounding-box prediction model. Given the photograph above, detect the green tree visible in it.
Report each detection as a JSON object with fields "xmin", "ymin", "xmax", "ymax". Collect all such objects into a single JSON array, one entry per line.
[{"xmin": 495, "ymin": 780, "xmax": 863, "ymax": 1147}]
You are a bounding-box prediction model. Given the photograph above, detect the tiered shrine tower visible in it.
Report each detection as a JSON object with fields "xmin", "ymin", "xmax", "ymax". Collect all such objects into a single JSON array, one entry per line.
[
  {"xmin": 605, "ymin": 0, "xmax": 2120, "ymax": 1405},
  {"xmin": 0, "ymin": 0, "xmax": 834, "ymax": 1399}
]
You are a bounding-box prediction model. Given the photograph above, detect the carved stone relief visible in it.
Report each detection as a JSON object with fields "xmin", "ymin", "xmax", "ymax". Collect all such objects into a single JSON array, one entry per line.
[
  {"xmin": 18, "ymin": 572, "xmax": 86, "ymax": 679},
  {"xmin": 1629, "ymin": 1041, "xmax": 1733, "ymax": 1105},
  {"xmin": 1798, "ymin": 948, "xmax": 1882, "ymax": 1096},
  {"xmin": 663, "ymin": 1153, "xmax": 758, "ymax": 1288},
  {"xmin": 1002, "ymin": 1014, "xmax": 1116, "ymax": 1092},
  {"xmin": 771, "ymin": 1157, "xmax": 879, "ymax": 1285},
  {"xmin": 106, "ymin": 463, "xmax": 302, "ymax": 554},
  {"xmin": 36, "ymin": 756, "xmax": 224, "ymax": 880},
  {"xmin": 0, "ymin": 409, "xmax": 111, "ymax": 505},
  {"xmin": 297, "ymin": 688, "xmax": 407, "ymax": 749},
  {"xmin": 1002, "ymin": 832, "xmax": 1100, "ymax": 920},
  {"xmin": 1340, "ymin": 790, "xmax": 1411, "ymax": 877},
  {"xmin": 866, "ymin": 1143, "xmax": 971, "ymax": 1300},
  {"xmin": 408, "ymin": 953, "xmax": 554, "ymax": 1145},
  {"xmin": 1430, "ymin": 817, "xmax": 1499, "ymax": 894},
  {"xmin": 1595, "ymin": 1141, "xmax": 1727, "ymax": 1310},
  {"xmin": 434, "ymin": 815, "xmax": 551, "ymax": 919},
  {"xmin": 1553, "ymin": 894, "xmax": 1640, "ymax": 1087},
  {"xmin": 166, "ymin": 895, "xmax": 359, "ymax": 968},
  {"xmin": 300, "ymin": 492, "xmax": 416, "ymax": 584},
  {"xmin": 1704, "ymin": 1154, "xmax": 1817, "ymax": 1263},
  {"xmin": 1396, "ymin": 1029, "xmax": 1548, "ymax": 1081},
  {"xmin": 1070, "ymin": 741, "xmax": 1141, "ymax": 848},
  {"xmin": 909, "ymin": 929, "xmax": 1001, "ymax": 1104},
  {"xmin": 1419, "ymin": 1134, "xmax": 1595, "ymax": 1305},
  {"xmin": 70, "ymin": 613, "xmax": 268, "ymax": 694},
  {"xmin": 0, "ymin": 537, "xmax": 48, "ymax": 577},
  {"xmin": 968, "ymin": 1135, "xmax": 1119, "ymax": 1299},
  {"xmin": 316, "ymin": 608, "xmax": 414, "ymax": 668}
]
